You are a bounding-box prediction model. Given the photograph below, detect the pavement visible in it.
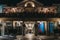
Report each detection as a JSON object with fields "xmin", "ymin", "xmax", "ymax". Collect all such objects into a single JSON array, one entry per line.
[
  {"xmin": 0, "ymin": 35, "xmax": 60, "ymax": 40},
  {"xmin": 0, "ymin": 35, "xmax": 15, "ymax": 40},
  {"xmin": 16, "ymin": 35, "xmax": 60, "ymax": 40}
]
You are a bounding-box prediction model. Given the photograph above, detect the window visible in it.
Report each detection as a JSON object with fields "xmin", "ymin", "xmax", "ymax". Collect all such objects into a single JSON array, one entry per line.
[
  {"xmin": 25, "ymin": 2, "xmax": 35, "ymax": 7},
  {"xmin": 0, "ymin": 5, "xmax": 3, "ymax": 13}
]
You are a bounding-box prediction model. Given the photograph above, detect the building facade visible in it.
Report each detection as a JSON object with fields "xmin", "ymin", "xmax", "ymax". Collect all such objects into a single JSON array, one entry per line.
[{"xmin": 0, "ymin": 0, "xmax": 60, "ymax": 38}]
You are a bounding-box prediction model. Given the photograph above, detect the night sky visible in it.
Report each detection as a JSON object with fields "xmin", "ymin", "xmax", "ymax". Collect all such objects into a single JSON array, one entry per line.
[{"xmin": 0, "ymin": 0, "xmax": 60, "ymax": 6}]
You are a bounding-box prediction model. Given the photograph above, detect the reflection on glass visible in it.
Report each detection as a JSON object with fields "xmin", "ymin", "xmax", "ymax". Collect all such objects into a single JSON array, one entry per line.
[
  {"xmin": 38, "ymin": 22, "xmax": 45, "ymax": 33},
  {"xmin": 49, "ymin": 22, "xmax": 54, "ymax": 33},
  {"xmin": 0, "ymin": 5, "xmax": 3, "ymax": 13}
]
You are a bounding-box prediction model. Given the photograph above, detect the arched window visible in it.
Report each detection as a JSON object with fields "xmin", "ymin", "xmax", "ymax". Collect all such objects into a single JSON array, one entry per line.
[{"xmin": 25, "ymin": 2, "xmax": 35, "ymax": 7}]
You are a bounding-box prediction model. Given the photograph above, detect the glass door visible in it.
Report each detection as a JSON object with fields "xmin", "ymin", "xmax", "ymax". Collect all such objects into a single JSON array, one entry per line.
[
  {"xmin": 48, "ymin": 22, "xmax": 54, "ymax": 35},
  {"xmin": 37, "ymin": 21, "xmax": 46, "ymax": 35},
  {"xmin": 13, "ymin": 21, "xmax": 23, "ymax": 35}
]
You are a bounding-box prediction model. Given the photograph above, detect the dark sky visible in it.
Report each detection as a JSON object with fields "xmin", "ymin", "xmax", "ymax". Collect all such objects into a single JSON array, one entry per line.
[{"xmin": 0, "ymin": 0, "xmax": 60, "ymax": 6}]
